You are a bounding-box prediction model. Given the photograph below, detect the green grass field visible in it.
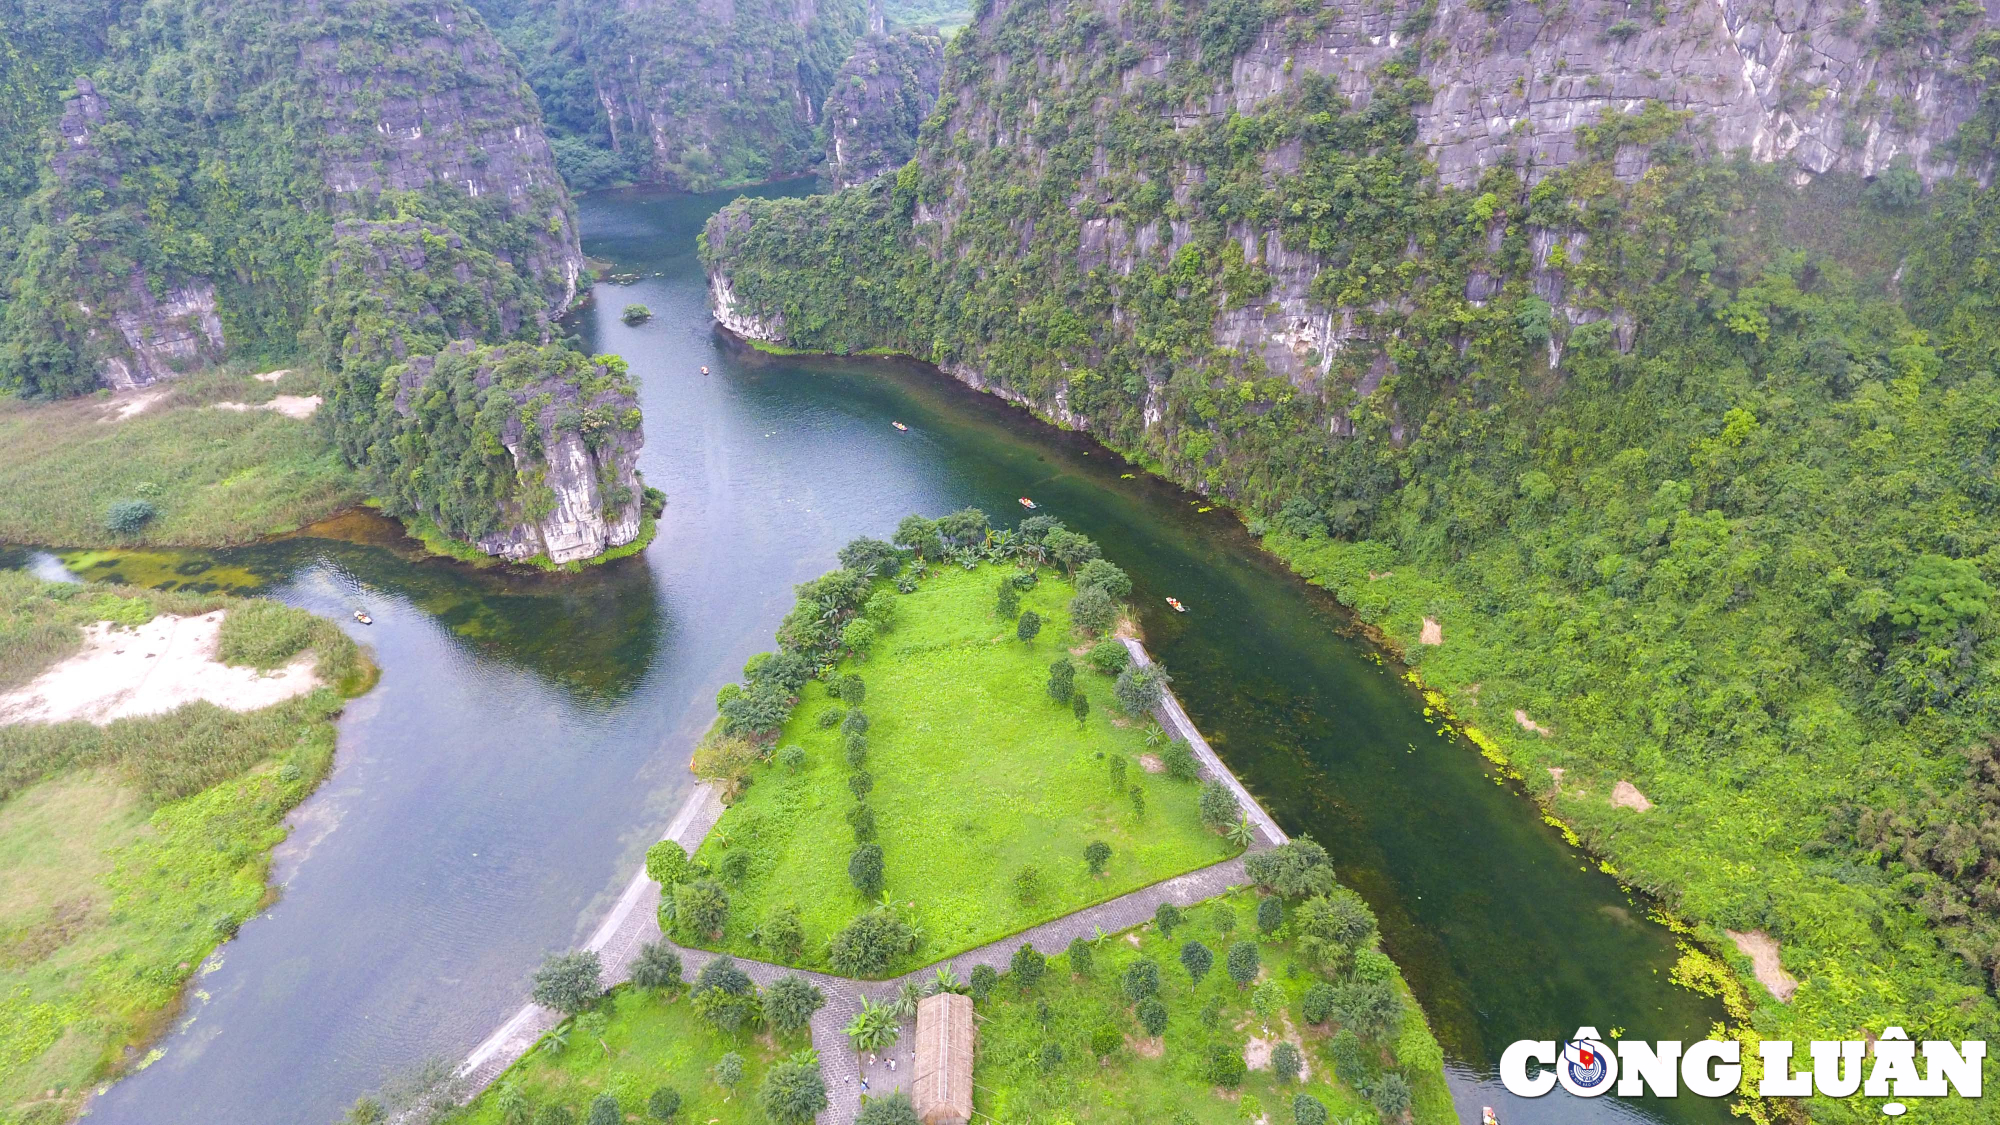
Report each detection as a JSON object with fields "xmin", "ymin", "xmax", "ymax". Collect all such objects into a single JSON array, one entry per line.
[
  {"xmin": 0, "ymin": 366, "xmax": 360, "ymax": 548},
  {"xmin": 0, "ymin": 572, "xmax": 368, "ymax": 1123},
  {"xmin": 453, "ymin": 986, "xmax": 792, "ymax": 1125},
  {"xmin": 693, "ymin": 563, "xmax": 1237, "ymax": 975},
  {"xmin": 976, "ymin": 889, "xmax": 1455, "ymax": 1125}
]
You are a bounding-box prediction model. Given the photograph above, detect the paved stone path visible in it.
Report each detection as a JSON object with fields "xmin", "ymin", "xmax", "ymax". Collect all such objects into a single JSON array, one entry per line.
[{"xmin": 454, "ymin": 640, "xmax": 1281, "ymax": 1123}]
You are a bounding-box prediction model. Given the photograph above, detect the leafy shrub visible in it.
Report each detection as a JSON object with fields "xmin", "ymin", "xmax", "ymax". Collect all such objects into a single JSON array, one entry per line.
[
  {"xmin": 105, "ymin": 498, "xmax": 158, "ymax": 535},
  {"xmin": 848, "ymin": 801, "xmax": 877, "ymax": 842},
  {"xmin": 764, "ymin": 974, "xmax": 826, "ymax": 1036},
  {"xmin": 779, "ymin": 745, "xmax": 806, "ymax": 772},
  {"xmin": 630, "ymin": 942, "xmax": 682, "ymax": 991},
  {"xmin": 996, "ymin": 578, "xmax": 1020, "ymax": 619},
  {"xmin": 1069, "ymin": 585, "xmax": 1118, "ymax": 635},
  {"xmin": 1257, "ymin": 895, "xmax": 1284, "ymax": 934},
  {"xmin": 1137, "ymin": 996, "xmax": 1168, "ymax": 1035},
  {"xmin": 1225, "ymin": 940, "xmax": 1260, "ymax": 987},
  {"xmin": 1162, "ymin": 738, "xmax": 1200, "ymax": 781},
  {"xmin": 1074, "ymin": 691, "xmax": 1091, "ymax": 726},
  {"xmin": 1113, "ymin": 662, "xmax": 1168, "ymax": 714},
  {"xmin": 648, "ymin": 1087, "xmax": 682, "ymax": 1121},
  {"xmin": 752, "ymin": 905, "xmax": 806, "ymax": 960},
  {"xmin": 968, "ymin": 963, "xmax": 998, "ymax": 1001},
  {"xmin": 849, "ymin": 843, "xmax": 885, "ymax": 895},
  {"xmin": 836, "ymin": 674, "xmax": 867, "ymax": 706},
  {"xmin": 1086, "ymin": 639, "xmax": 1129, "ymax": 674},
  {"xmin": 1013, "ymin": 864, "xmax": 1042, "ymax": 902},
  {"xmin": 1329, "ymin": 1029, "xmax": 1370, "ymax": 1087},
  {"xmin": 1084, "ymin": 839, "xmax": 1111, "ymax": 874},
  {"xmin": 828, "ymin": 909, "xmax": 919, "ymax": 976},
  {"xmin": 855, "ymin": 1092, "xmax": 920, "ymax": 1125},
  {"xmin": 844, "ymin": 733, "xmax": 868, "ymax": 768},
  {"xmin": 1038, "ymin": 1042, "xmax": 1064, "ymax": 1072},
  {"xmin": 1120, "ymin": 957, "xmax": 1160, "ymax": 1001},
  {"xmin": 842, "ymin": 618, "xmax": 878, "ymax": 653},
  {"xmin": 1198, "ymin": 780, "xmax": 1240, "ymax": 831},
  {"xmin": 1016, "ymin": 609, "xmax": 1042, "ymax": 642},
  {"xmin": 1244, "ymin": 838, "xmax": 1338, "ymax": 899},
  {"xmin": 531, "ymin": 950, "xmax": 602, "ymax": 1015},
  {"xmin": 1154, "ymin": 901, "xmax": 1183, "ymax": 936},
  {"xmin": 1372, "ymin": 1072, "xmax": 1413, "ymax": 1120},
  {"xmin": 1272, "ymin": 497, "xmax": 1327, "ymax": 538},
  {"xmin": 711, "ymin": 1052, "xmax": 744, "ymax": 1088},
  {"xmin": 1047, "ymin": 657, "xmax": 1076, "ymax": 702},
  {"xmin": 838, "ymin": 536, "xmax": 903, "ymax": 577},
  {"xmin": 216, "ymin": 600, "xmax": 317, "ymax": 669},
  {"xmin": 588, "ymin": 1094, "xmax": 620, "ymax": 1125},
  {"xmin": 1075, "ymin": 558, "xmax": 1132, "ymax": 598},
  {"xmin": 669, "ymin": 879, "xmax": 730, "ymax": 940},
  {"xmin": 1066, "ymin": 935, "xmax": 1093, "ymax": 976},
  {"xmin": 621, "ymin": 304, "xmax": 652, "ymax": 324},
  {"xmin": 841, "ymin": 708, "xmax": 870, "ymax": 735},
  {"xmin": 819, "ymin": 707, "xmax": 845, "ymax": 728},
  {"xmin": 1272, "ymin": 1040, "xmax": 1303, "ymax": 1083},
  {"xmin": 1206, "ymin": 1041, "xmax": 1247, "ymax": 1087},
  {"xmin": 1010, "ymin": 941, "xmax": 1046, "ymax": 988},
  {"xmin": 848, "ymin": 769, "xmax": 875, "ymax": 798},
  {"xmin": 1180, "ymin": 940, "xmax": 1213, "ymax": 983},
  {"xmin": 1302, "ymin": 981, "xmax": 1337, "ymax": 1024},
  {"xmin": 1293, "ymin": 1093, "xmax": 1328, "ymax": 1125},
  {"xmin": 1090, "ymin": 1023, "xmax": 1123, "ymax": 1058},
  {"xmin": 1331, "ymin": 977, "xmax": 1405, "ymax": 1041}
]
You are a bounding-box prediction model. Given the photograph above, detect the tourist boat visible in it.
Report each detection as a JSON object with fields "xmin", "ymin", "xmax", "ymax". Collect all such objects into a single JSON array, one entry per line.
[
  {"xmin": 1165, "ymin": 598, "xmax": 1186, "ymax": 613},
  {"xmin": 353, "ymin": 609, "xmax": 373, "ymax": 625},
  {"xmin": 1482, "ymin": 1108, "xmax": 1499, "ymax": 1125},
  {"xmin": 1019, "ymin": 497, "xmax": 1037, "ymax": 509},
  {"xmin": 700, "ymin": 366, "xmax": 709, "ymax": 375},
  {"xmin": 893, "ymin": 421, "xmax": 908, "ymax": 431}
]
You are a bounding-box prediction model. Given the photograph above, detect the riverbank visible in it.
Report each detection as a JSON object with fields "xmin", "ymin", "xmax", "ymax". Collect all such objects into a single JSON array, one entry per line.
[
  {"xmin": 0, "ymin": 367, "xmax": 359, "ymax": 549},
  {"xmin": 446, "ymin": 628, "xmax": 1453, "ymax": 1125},
  {"xmin": 0, "ymin": 572, "xmax": 372, "ymax": 1124}
]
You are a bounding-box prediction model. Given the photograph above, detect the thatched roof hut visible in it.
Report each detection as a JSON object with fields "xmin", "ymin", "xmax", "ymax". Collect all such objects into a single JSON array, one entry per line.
[{"xmin": 913, "ymin": 991, "xmax": 975, "ymax": 1125}]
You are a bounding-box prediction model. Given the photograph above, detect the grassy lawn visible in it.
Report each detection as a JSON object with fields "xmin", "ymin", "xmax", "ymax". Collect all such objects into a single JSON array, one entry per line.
[
  {"xmin": 454, "ymin": 986, "xmax": 797, "ymax": 1125},
  {"xmin": 0, "ymin": 571, "xmax": 369, "ymax": 1123},
  {"xmin": 693, "ymin": 562, "xmax": 1237, "ymax": 975},
  {"xmin": 976, "ymin": 889, "xmax": 1455, "ymax": 1125},
  {"xmin": 0, "ymin": 366, "xmax": 360, "ymax": 548}
]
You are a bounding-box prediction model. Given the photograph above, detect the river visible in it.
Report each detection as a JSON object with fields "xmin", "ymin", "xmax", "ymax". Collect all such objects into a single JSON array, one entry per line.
[{"xmin": 47, "ymin": 182, "xmax": 1724, "ymax": 1125}]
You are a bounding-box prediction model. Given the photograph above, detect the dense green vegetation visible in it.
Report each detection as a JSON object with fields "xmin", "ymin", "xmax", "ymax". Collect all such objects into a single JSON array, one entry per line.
[
  {"xmin": 822, "ymin": 29, "xmax": 946, "ymax": 188},
  {"xmin": 564, "ymin": 0, "xmax": 868, "ymax": 191},
  {"xmin": 702, "ymin": 0, "xmax": 2000, "ymax": 1115},
  {"xmin": 448, "ymin": 980, "xmax": 801, "ymax": 1125},
  {"xmin": 467, "ymin": 0, "xmax": 651, "ymax": 192},
  {"xmin": 0, "ymin": 367, "xmax": 359, "ymax": 547},
  {"xmin": 975, "ymin": 883, "xmax": 1451, "ymax": 1125},
  {"xmin": 0, "ymin": 571, "xmax": 369, "ymax": 1124},
  {"xmin": 672, "ymin": 512, "xmax": 1238, "ymax": 975}
]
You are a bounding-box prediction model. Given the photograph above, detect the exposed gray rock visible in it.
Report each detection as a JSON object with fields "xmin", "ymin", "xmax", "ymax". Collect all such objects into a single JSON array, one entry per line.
[{"xmin": 823, "ymin": 28, "xmax": 947, "ymax": 188}]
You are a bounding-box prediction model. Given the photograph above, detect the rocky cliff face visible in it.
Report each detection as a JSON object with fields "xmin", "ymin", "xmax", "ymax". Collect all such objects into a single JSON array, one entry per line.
[
  {"xmin": 563, "ymin": 0, "xmax": 869, "ymax": 190},
  {"xmin": 0, "ymin": 0, "xmax": 584, "ymax": 398},
  {"xmin": 380, "ymin": 342, "xmax": 646, "ymax": 565},
  {"xmin": 823, "ymin": 27, "xmax": 946, "ymax": 188},
  {"xmin": 705, "ymin": 0, "xmax": 2000, "ymax": 474}
]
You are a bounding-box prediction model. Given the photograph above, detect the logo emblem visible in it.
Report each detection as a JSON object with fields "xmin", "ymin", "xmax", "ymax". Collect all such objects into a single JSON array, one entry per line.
[{"xmin": 1557, "ymin": 1027, "xmax": 1617, "ymax": 1097}]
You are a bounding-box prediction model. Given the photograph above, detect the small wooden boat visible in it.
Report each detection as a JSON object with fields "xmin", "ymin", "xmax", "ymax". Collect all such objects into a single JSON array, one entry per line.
[
  {"xmin": 700, "ymin": 366, "xmax": 709, "ymax": 375},
  {"xmin": 892, "ymin": 421, "xmax": 908, "ymax": 431},
  {"xmin": 1019, "ymin": 497, "xmax": 1037, "ymax": 509},
  {"xmin": 353, "ymin": 610, "xmax": 373, "ymax": 625},
  {"xmin": 1165, "ymin": 598, "xmax": 1185, "ymax": 613},
  {"xmin": 1482, "ymin": 1108, "xmax": 1498, "ymax": 1125}
]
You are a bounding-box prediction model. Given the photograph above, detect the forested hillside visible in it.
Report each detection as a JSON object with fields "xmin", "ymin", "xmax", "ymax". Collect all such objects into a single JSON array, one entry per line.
[
  {"xmin": 703, "ymin": 0, "xmax": 2000, "ymax": 1115},
  {"xmin": 0, "ymin": 0, "xmax": 649, "ymax": 563}
]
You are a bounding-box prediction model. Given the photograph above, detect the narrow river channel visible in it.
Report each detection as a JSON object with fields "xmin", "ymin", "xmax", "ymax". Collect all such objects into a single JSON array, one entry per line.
[{"xmin": 40, "ymin": 183, "xmax": 1726, "ymax": 1125}]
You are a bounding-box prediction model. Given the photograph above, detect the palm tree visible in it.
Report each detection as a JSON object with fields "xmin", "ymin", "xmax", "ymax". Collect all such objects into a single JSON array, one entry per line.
[
  {"xmin": 1227, "ymin": 815, "xmax": 1257, "ymax": 849},
  {"xmin": 931, "ymin": 967, "xmax": 968, "ymax": 995},
  {"xmin": 890, "ymin": 978, "xmax": 926, "ymax": 1019}
]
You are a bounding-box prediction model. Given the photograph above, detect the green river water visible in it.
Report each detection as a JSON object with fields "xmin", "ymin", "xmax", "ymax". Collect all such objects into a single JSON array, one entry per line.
[{"xmin": 19, "ymin": 182, "xmax": 1726, "ymax": 1125}]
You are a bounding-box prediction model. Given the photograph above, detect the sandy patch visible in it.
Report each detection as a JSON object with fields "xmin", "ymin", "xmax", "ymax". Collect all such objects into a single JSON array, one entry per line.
[
  {"xmin": 213, "ymin": 395, "xmax": 321, "ymax": 420},
  {"xmin": 252, "ymin": 368, "xmax": 292, "ymax": 383},
  {"xmin": 1125, "ymin": 932, "xmax": 1142, "ymax": 947},
  {"xmin": 1420, "ymin": 617, "xmax": 1443, "ymax": 645},
  {"xmin": 1138, "ymin": 753, "xmax": 1165, "ymax": 773},
  {"xmin": 1243, "ymin": 1017, "xmax": 1310, "ymax": 1081},
  {"xmin": 1127, "ymin": 1034, "xmax": 1163, "ymax": 1058},
  {"xmin": 1547, "ymin": 767, "xmax": 1565, "ymax": 791},
  {"xmin": 0, "ymin": 612, "xmax": 320, "ymax": 726},
  {"xmin": 1611, "ymin": 780, "xmax": 1653, "ymax": 811},
  {"xmin": 1514, "ymin": 709, "xmax": 1551, "ymax": 736},
  {"xmin": 1368, "ymin": 571, "xmax": 1393, "ymax": 581},
  {"xmin": 1726, "ymin": 929, "xmax": 1799, "ymax": 1002},
  {"xmin": 99, "ymin": 388, "xmax": 171, "ymax": 423}
]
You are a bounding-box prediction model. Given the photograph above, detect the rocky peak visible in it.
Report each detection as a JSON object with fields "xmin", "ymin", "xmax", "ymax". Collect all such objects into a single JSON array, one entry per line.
[{"xmin": 823, "ymin": 26, "xmax": 946, "ymax": 188}]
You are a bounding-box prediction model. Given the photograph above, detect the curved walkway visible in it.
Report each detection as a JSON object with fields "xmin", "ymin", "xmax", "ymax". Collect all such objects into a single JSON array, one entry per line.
[{"xmin": 455, "ymin": 640, "xmax": 1281, "ymax": 1124}]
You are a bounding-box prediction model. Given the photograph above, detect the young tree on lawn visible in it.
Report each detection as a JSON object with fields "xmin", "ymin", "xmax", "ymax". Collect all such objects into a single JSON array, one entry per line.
[
  {"xmin": 646, "ymin": 840, "xmax": 694, "ymax": 888},
  {"xmin": 1257, "ymin": 895, "xmax": 1284, "ymax": 934},
  {"xmin": 1066, "ymin": 936, "xmax": 1094, "ymax": 977},
  {"xmin": 1047, "ymin": 658, "xmax": 1075, "ymax": 702},
  {"xmin": 855, "ymin": 1093, "xmax": 921, "ymax": 1125},
  {"xmin": 1271, "ymin": 1041, "xmax": 1304, "ymax": 1083},
  {"xmin": 648, "ymin": 1087, "xmax": 682, "ymax": 1121},
  {"xmin": 532, "ymin": 950, "xmax": 602, "ymax": 1015},
  {"xmin": 1199, "ymin": 780, "xmax": 1240, "ymax": 832},
  {"xmin": 712, "ymin": 1051, "xmax": 744, "ymax": 1088},
  {"xmin": 1155, "ymin": 902, "xmax": 1183, "ymax": 937},
  {"xmin": 849, "ymin": 843, "xmax": 885, "ymax": 896},
  {"xmin": 1010, "ymin": 942, "xmax": 1046, "ymax": 990},
  {"xmin": 587, "ymin": 1095, "xmax": 620, "ymax": 1125},
  {"xmin": 1120, "ymin": 958, "xmax": 1160, "ymax": 1002},
  {"xmin": 892, "ymin": 515, "xmax": 941, "ymax": 558},
  {"xmin": 1016, "ymin": 609, "xmax": 1042, "ymax": 643},
  {"xmin": 1084, "ymin": 839, "xmax": 1112, "ymax": 875},
  {"xmin": 1069, "ymin": 585, "xmax": 1118, "ymax": 635},
  {"xmin": 1180, "ymin": 940, "xmax": 1213, "ymax": 983},
  {"xmin": 1293, "ymin": 1094, "xmax": 1329, "ymax": 1125},
  {"xmin": 1137, "ymin": 997, "xmax": 1168, "ymax": 1036},
  {"xmin": 1072, "ymin": 691, "xmax": 1090, "ymax": 726},
  {"xmin": 996, "ymin": 579, "xmax": 1020, "ymax": 620},
  {"xmin": 1226, "ymin": 940, "xmax": 1260, "ymax": 988},
  {"xmin": 1075, "ymin": 558, "xmax": 1133, "ymax": 598}
]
